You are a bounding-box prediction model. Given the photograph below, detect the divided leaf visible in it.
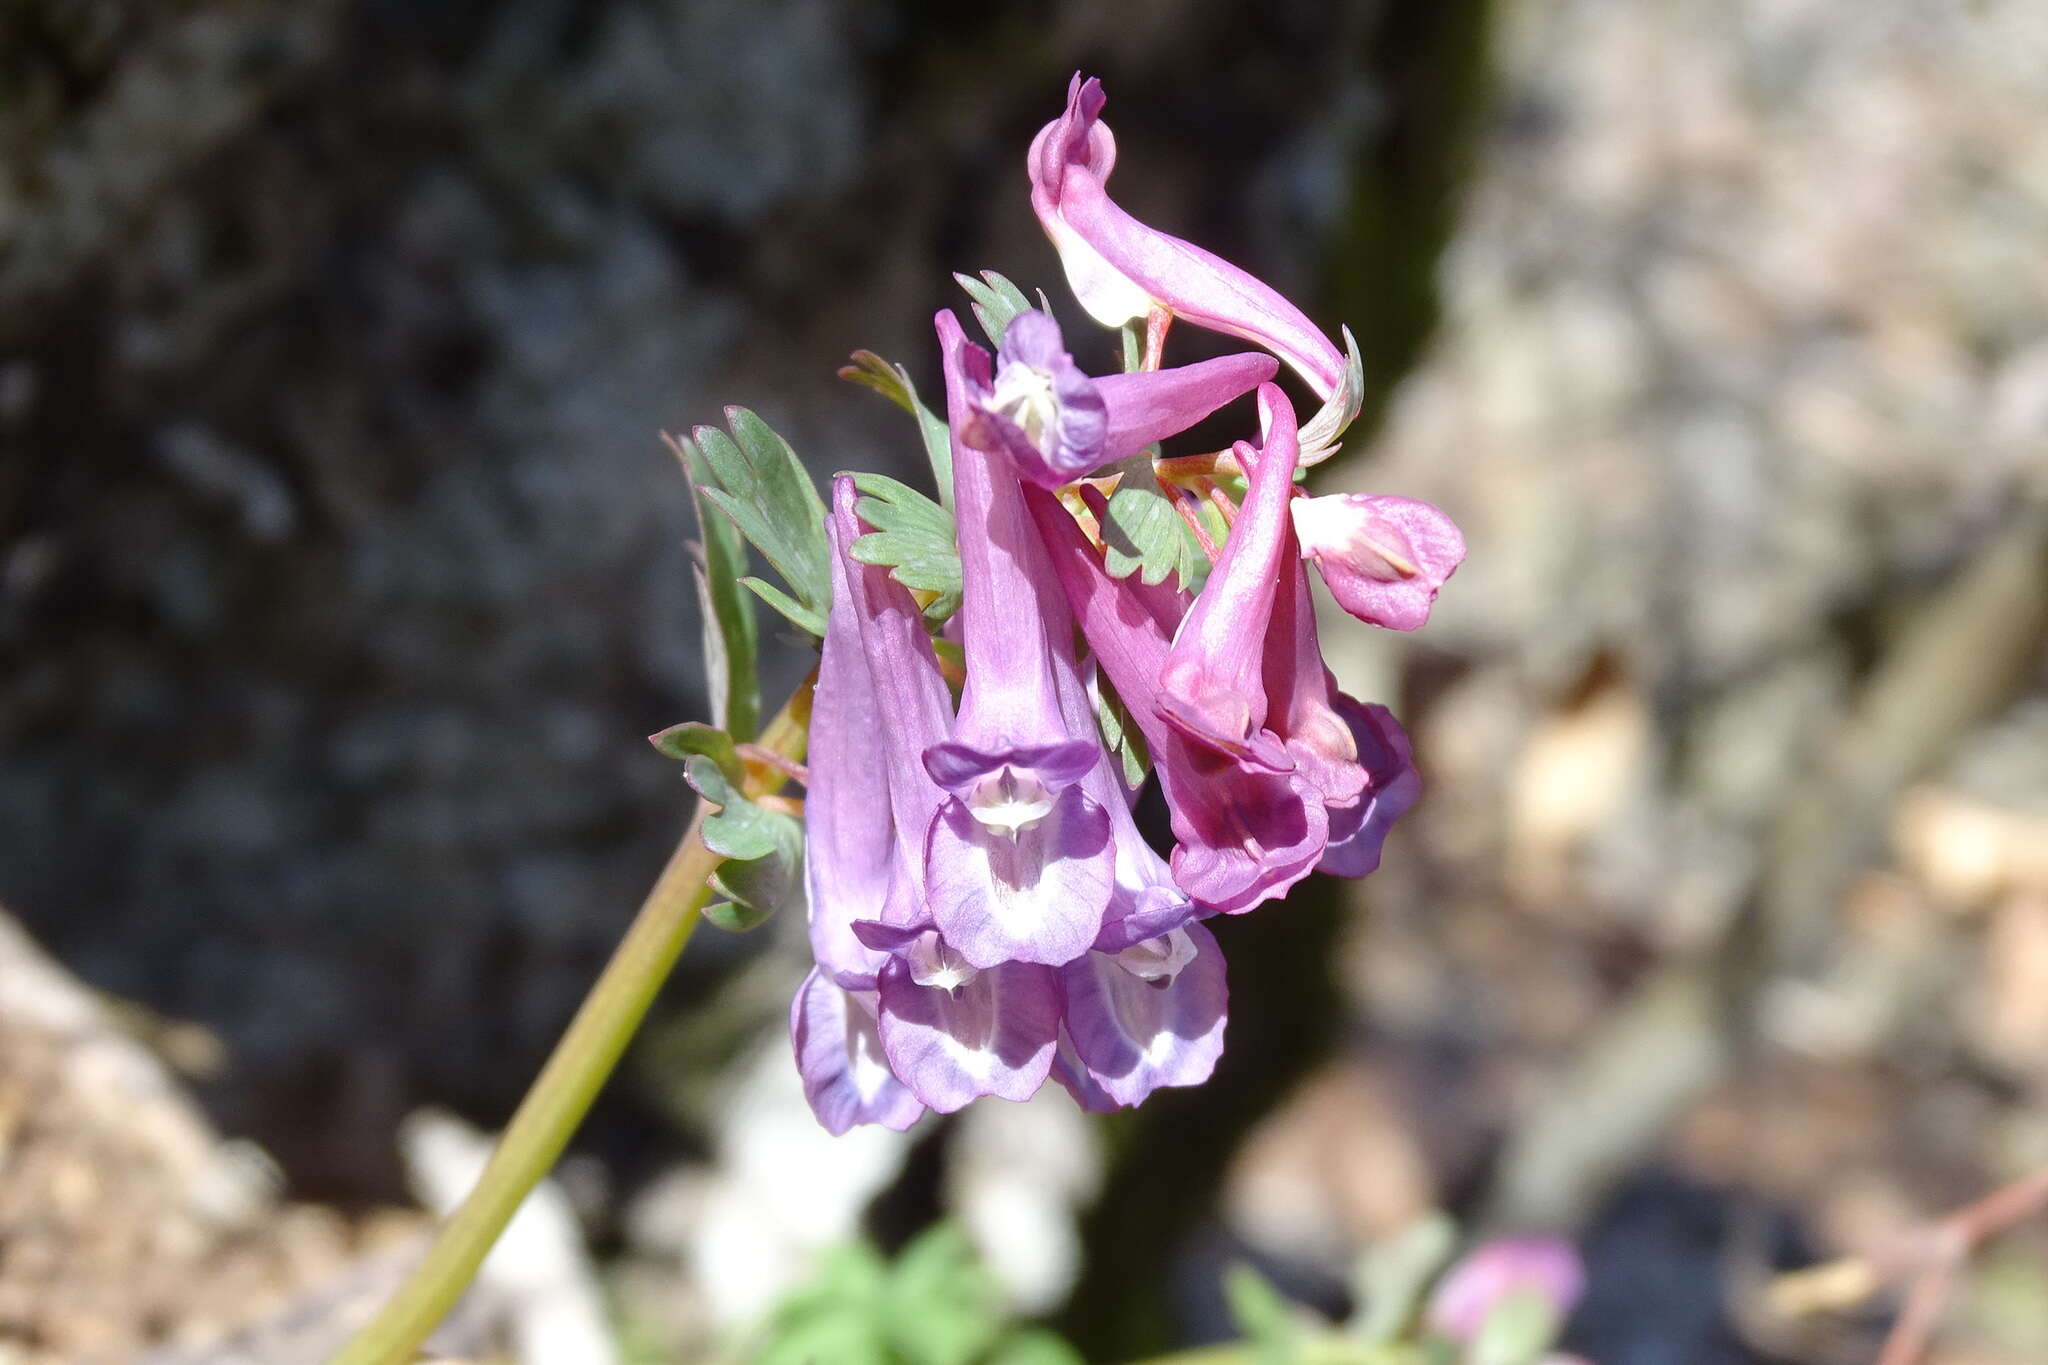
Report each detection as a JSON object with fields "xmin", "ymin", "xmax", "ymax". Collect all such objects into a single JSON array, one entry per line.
[
  {"xmin": 1097, "ymin": 460, "xmax": 1204, "ymax": 589},
  {"xmin": 847, "ymin": 472, "xmax": 962, "ymax": 625},
  {"xmin": 1225, "ymin": 1263, "xmax": 1301, "ymax": 1365},
  {"xmin": 692, "ymin": 409, "xmax": 832, "ymax": 637},
  {"xmin": 954, "ymin": 270, "xmax": 1036, "ymax": 347},
  {"xmin": 681, "ymin": 753, "xmax": 803, "ymax": 932},
  {"xmin": 648, "ymin": 721, "xmax": 742, "ymax": 787},
  {"xmin": 670, "ymin": 435, "xmax": 761, "ymax": 741},
  {"xmin": 1350, "ymin": 1212, "xmax": 1457, "ymax": 1344},
  {"xmin": 1089, "ymin": 669, "xmax": 1152, "ymax": 790},
  {"xmin": 705, "ymin": 810, "xmax": 804, "ymax": 932},
  {"xmin": 838, "ymin": 350, "xmax": 953, "ymax": 507}
]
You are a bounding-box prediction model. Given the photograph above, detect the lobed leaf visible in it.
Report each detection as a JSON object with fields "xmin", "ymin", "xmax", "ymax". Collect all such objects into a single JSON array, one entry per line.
[
  {"xmin": 1089, "ymin": 669, "xmax": 1152, "ymax": 790},
  {"xmin": 647, "ymin": 720, "xmax": 742, "ymax": 786},
  {"xmin": 838, "ymin": 350, "xmax": 954, "ymax": 506},
  {"xmin": 692, "ymin": 409, "xmax": 833, "ymax": 638},
  {"xmin": 846, "ymin": 472, "xmax": 962, "ymax": 624},
  {"xmin": 954, "ymin": 270, "xmax": 1036, "ymax": 347},
  {"xmin": 671, "ymin": 436, "xmax": 763, "ymax": 740},
  {"xmin": 1097, "ymin": 461, "xmax": 1203, "ymax": 589},
  {"xmin": 704, "ymin": 810, "xmax": 803, "ymax": 932}
]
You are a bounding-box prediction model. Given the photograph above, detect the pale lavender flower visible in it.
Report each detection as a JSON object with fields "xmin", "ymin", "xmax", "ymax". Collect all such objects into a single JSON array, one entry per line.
[
  {"xmin": 967, "ymin": 309, "xmax": 1276, "ymax": 489},
  {"xmin": 1426, "ymin": 1237, "xmax": 1586, "ymax": 1346},
  {"xmin": 874, "ymin": 931, "xmax": 1062, "ymax": 1112},
  {"xmin": 920, "ymin": 310, "xmax": 1117, "ymax": 970},
  {"xmin": 791, "ymin": 969, "xmax": 923, "ymax": 1134},
  {"xmin": 789, "ymin": 480, "xmax": 936, "ymax": 1133},
  {"xmin": 1291, "ymin": 493, "xmax": 1465, "ymax": 631},
  {"xmin": 1058, "ymin": 921, "xmax": 1227, "ymax": 1108},
  {"xmin": 1028, "ymin": 75, "xmax": 1345, "ymax": 400}
]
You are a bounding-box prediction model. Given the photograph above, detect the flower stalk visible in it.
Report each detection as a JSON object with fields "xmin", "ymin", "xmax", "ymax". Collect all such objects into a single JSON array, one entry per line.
[{"xmin": 329, "ymin": 678, "xmax": 814, "ymax": 1365}]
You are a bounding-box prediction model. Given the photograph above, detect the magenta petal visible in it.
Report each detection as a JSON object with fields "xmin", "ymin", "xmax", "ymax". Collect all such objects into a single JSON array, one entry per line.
[
  {"xmin": 1060, "ymin": 922, "xmax": 1227, "ymax": 1107},
  {"xmin": 924, "ymin": 786, "xmax": 1115, "ymax": 969},
  {"xmin": 876, "ymin": 957, "xmax": 1061, "ymax": 1112},
  {"xmin": 1262, "ymin": 561, "xmax": 1368, "ymax": 811},
  {"xmin": 792, "ymin": 969, "xmax": 925, "ymax": 1135},
  {"xmin": 1162, "ymin": 734, "xmax": 1329, "ymax": 912},
  {"xmin": 1095, "ymin": 351, "xmax": 1279, "ymax": 461},
  {"xmin": 1294, "ymin": 494, "xmax": 1466, "ymax": 632},
  {"xmin": 1052, "ymin": 171, "xmax": 1342, "ymax": 397},
  {"xmin": 1317, "ymin": 698, "xmax": 1420, "ymax": 878},
  {"xmin": 1157, "ymin": 384, "xmax": 1303, "ymax": 759}
]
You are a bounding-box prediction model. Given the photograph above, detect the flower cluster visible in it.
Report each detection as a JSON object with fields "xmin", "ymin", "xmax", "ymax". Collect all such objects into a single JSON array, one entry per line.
[{"xmin": 793, "ymin": 75, "xmax": 1465, "ymax": 1133}]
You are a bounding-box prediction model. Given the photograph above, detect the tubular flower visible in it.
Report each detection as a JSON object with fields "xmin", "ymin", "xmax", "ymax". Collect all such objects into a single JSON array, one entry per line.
[
  {"xmin": 1291, "ymin": 492, "xmax": 1466, "ymax": 631},
  {"xmin": 1028, "ymin": 74, "xmax": 1345, "ymax": 401},
  {"xmin": 1028, "ymin": 475, "xmax": 1327, "ymax": 915},
  {"xmin": 790, "ymin": 481, "xmax": 934, "ymax": 1133},
  {"xmin": 922, "ymin": 309, "xmax": 1116, "ymax": 970},
  {"xmin": 812, "ymin": 475, "xmax": 1065, "ymax": 1113},
  {"xmin": 774, "ymin": 70, "xmax": 1458, "ymax": 1131},
  {"xmin": 966, "ymin": 309, "xmax": 1276, "ymax": 489}
]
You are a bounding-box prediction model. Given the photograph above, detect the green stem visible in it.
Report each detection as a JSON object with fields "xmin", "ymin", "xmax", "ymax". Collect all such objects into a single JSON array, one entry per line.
[{"xmin": 331, "ymin": 679, "xmax": 813, "ymax": 1365}]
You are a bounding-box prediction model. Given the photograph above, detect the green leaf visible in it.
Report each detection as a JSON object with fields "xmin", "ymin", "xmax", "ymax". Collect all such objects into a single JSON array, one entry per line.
[
  {"xmin": 1350, "ymin": 1213, "xmax": 1457, "ymax": 1344},
  {"xmin": 740, "ymin": 574, "xmax": 828, "ymax": 638},
  {"xmin": 1468, "ymin": 1290, "xmax": 1563, "ymax": 1365},
  {"xmin": 986, "ymin": 1330, "xmax": 1087, "ymax": 1365},
  {"xmin": 884, "ymin": 1224, "xmax": 1006, "ymax": 1365},
  {"xmin": 955, "ymin": 270, "xmax": 1036, "ymax": 347},
  {"xmin": 705, "ymin": 807, "xmax": 803, "ymax": 932},
  {"xmin": 683, "ymin": 755, "xmax": 786, "ymax": 861},
  {"xmin": 692, "ymin": 409, "xmax": 832, "ymax": 637},
  {"xmin": 838, "ymin": 350, "xmax": 954, "ymax": 507},
  {"xmin": 1090, "ymin": 668, "xmax": 1152, "ymax": 789},
  {"xmin": 647, "ymin": 721, "xmax": 742, "ymax": 786},
  {"xmin": 846, "ymin": 472, "xmax": 962, "ymax": 624},
  {"xmin": 1227, "ymin": 1263, "xmax": 1302, "ymax": 1365},
  {"xmin": 1098, "ymin": 461, "xmax": 1203, "ymax": 589},
  {"xmin": 672, "ymin": 434, "xmax": 761, "ymax": 741}
]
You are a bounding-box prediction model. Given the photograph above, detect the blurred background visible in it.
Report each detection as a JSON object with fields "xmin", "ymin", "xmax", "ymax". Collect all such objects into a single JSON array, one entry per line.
[{"xmin": 3, "ymin": 0, "xmax": 2047, "ymax": 1361}]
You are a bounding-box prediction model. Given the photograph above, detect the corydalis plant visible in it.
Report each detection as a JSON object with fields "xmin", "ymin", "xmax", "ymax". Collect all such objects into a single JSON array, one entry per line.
[{"xmin": 666, "ymin": 74, "xmax": 1464, "ymax": 1132}]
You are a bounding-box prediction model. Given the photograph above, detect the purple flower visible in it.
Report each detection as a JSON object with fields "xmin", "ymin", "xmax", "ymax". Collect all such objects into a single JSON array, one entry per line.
[
  {"xmin": 1046, "ymin": 624, "xmax": 1227, "ymax": 1108},
  {"xmin": 920, "ymin": 310, "xmax": 1117, "ymax": 970},
  {"xmin": 1317, "ymin": 696, "xmax": 1419, "ymax": 879},
  {"xmin": 874, "ymin": 932, "xmax": 1062, "ymax": 1112},
  {"xmin": 1426, "ymin": 1237, "xmax": 1586, "ymax": 1346},
  {"xmin": 789, "ymin": 480, "xmax": 940, "ymax": 1133},
  {"xmin": 1029, "ymin": 75, "xmax": 1345, "ymax": 402},
  {"xmin": 791, "ymin": 969, "xmax": 923, "ymax": 1134},
  {"xmin": 1059, "ymin": 921, "xmax": 1227, "ymax": 1108},
  {"xmin": 966, "ymin": 309, "xmax": 1276, "ymax": 489},
  {"xmin": 1291, "ymin": 493, "xmax": 1465, "ymax": 631}
]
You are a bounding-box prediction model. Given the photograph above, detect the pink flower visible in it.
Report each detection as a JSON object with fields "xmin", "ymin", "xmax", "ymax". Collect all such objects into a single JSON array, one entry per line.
[
  {"xmin": 1291, "ymin": 493, "xmax": 1465, "ymax": 631},
  {"xmin": 1028, "ymin": 75, "xmax": 1347, "ymax": 403}
]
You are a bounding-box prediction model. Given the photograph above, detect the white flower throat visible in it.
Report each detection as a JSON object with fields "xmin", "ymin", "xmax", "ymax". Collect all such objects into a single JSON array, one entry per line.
[
  {"xmin": 966, "ymin": 765, "xmax": 1057, "ymax": 837},
  {"xmin": 986, "ymin": 363, "xmax": 1060, "ymax": 453}
]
